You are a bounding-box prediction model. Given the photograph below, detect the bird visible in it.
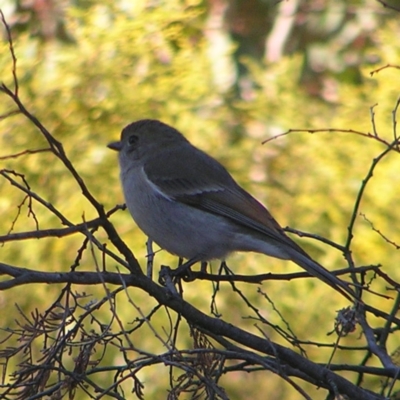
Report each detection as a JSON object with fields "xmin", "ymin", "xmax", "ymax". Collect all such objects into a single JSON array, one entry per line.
[{"xmin": 108, "ymin": 119, "xmax": 356, "ymax": 301}]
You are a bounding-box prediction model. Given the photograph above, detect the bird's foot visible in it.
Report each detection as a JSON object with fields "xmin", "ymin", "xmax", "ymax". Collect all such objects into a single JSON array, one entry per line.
[{"xmin": 158, "ymin": 266, "xmax": 180, "ymax": 297}]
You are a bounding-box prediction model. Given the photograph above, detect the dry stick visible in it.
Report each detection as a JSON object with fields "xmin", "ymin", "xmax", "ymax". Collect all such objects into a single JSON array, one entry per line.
[
  {"xmin": 188, "ymin": 265, "xmax": 382, "ymax": 286},
  {"xmin": 0, "ymin": 12, "xmax": 141, "ymax": 275},
  {"xmin": 0, "ymin": 10, "xmax": 18, "ymax": 95},
  {"xmin": 0, "ymin": 267, "xmax": 391, "ymax": 398},
  {"xmin": 378, "ymin": 292, "xmax": 400, "ymax": 348},
  {"xmin": 376, "ymin": 1, "xmax": 400, "ymax": 13},
  {"xmin": 262, "ymin": 128, "xmax": 400, "ymax": 153},
  {"xmin": 208, "ymin": 333, "xmax": 313, "ymax": 400},
  {"xmin": 0, "ymin": 218, "xmax": 102, "ymax": 243},
  {"xmin": 0, "ymin": 172, "xmax": 129, "ymax": 268},
  {"xmin": 0, "ymin": 84, "xmax": 141, "ymax": 274},
  {"xmin": 0, "ymin": 148, "xmax": 51, "ymax": 160},
  {"xmin": 360, "ymin": 213, "xmax": 400, "ymax": 250},
  {"xmin": 345, "ymin": 139, "xmax": 400, "ymax": 272},
  {"xmin": 392, "ymin": 96, "xmax": 400, "ymax": 144},
  {"xmin": 0, "ymin": 262, "xmax": 396, "ymax": 325}
]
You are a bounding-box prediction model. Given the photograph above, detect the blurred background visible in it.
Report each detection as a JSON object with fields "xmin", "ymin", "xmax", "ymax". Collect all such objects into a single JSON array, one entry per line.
[{"xmin": 1, "ymin": 0, "xmax": 400, "ymax": 398}]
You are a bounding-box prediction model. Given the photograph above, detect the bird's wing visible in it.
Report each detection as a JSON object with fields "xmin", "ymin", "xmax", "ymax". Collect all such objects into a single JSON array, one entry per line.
[
  {"xmin": 143, "ymin": 144, "xmax": 308, "ymax": 256},
  {"xmin": 144, "ymin": 144, "xmax": 356, "ymax": 300}
]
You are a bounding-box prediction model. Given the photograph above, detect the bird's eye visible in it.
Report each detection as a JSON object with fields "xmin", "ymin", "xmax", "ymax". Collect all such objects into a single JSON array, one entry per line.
[{"xmin": 128, "ymin": 135, "xmax": 138, "ymax": 146}]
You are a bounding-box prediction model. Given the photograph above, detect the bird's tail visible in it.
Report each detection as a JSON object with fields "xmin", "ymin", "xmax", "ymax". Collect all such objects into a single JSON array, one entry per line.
[{"xmin": 287, "ymin": 249, "xmax": 357, "ymax": 302}]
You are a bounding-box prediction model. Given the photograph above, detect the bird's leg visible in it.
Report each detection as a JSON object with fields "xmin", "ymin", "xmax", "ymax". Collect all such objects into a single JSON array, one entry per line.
[
  {"xmin": 219, "ymin": 260, "xmax": 231, "ymax": 275},
  {"xmin": 200, "ymin": 261, "xmax": 208, "ymax": 273},
  {"xmin": 158, "ymin": 265, "xmax": 179, "ymax": 296},
  {"xmin": 146, "ymin": 239, "xmax": 154, "ymax": 279}
]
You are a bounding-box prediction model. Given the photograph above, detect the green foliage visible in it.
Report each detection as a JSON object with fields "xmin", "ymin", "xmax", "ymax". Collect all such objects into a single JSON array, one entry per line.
[{"xmin": 1, "ymin": 1, "xmax": 400, "ymax": 399}]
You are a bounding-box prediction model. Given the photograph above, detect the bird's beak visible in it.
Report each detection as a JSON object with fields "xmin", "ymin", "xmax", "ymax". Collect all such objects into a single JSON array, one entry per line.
[{"xmin": 107, "ymin": 141, "xmax": 122, "ymax": 151}]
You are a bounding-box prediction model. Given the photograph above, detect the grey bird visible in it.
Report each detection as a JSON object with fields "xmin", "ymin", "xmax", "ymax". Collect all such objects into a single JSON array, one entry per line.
[{"xmin": 108, "ymin": 119, "xmax": 356, "ymax": 301}]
